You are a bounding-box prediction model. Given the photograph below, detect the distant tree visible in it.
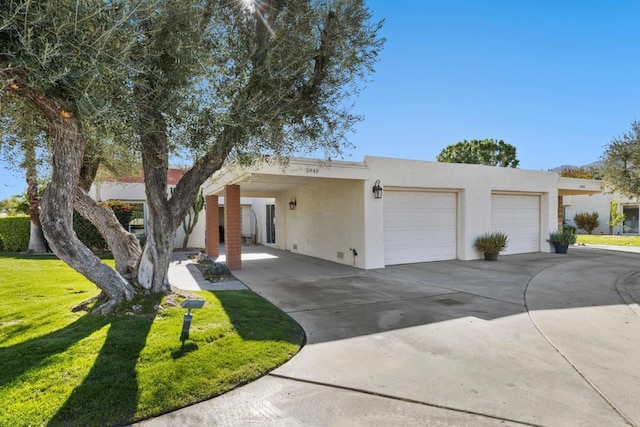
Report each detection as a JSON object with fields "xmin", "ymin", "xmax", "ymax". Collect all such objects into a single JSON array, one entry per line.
[
  {"xmin": 588, "ymin": 167, "xmax": 604, "ymax": 180},
  {"xmin": 601, "ymin": 120, "xmax": 640, "ymax": 198},
  {"xmin": 608, "ymin": 199, "xmax": 625, "ymax": 234},
  {"xmin": 0, "ymin": 194, "xmax": 28, "ymax": 216},
  {"xmin": 559, "ymin": 166, "xmax": 604, "ymax": 180},
  {"xmin": 0, "ymin": 99, "xmax": 49, "ymax": 252},
  {"xmin": 436, "ymin": 139, "xmax": 519, "ymax": 168},
  {"xmin": 574, "ymin": 212, "xmax": 600, "ymax": 234},
  {"xmin": 560, "ymin": 167, "xmax": 593, "ymax": 179}
]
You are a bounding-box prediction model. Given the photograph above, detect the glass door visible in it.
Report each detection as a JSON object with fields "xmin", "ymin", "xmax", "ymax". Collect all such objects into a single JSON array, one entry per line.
[
  {"xmin": 623, "ymin": 205, "xmax": 639, "ymax": 234},
  {"xmin": 266, "ymin": 204, "xmax": 276, "ymax": 244}
]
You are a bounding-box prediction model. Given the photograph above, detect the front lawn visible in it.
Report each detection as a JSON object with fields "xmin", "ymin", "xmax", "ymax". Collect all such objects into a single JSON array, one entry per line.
[
  {"xmin": 0, "ymin": 253, "xmax": 304, "ymax": 426},
  {"xmin": 576, "ymin": 234, "xmax": 640, "ymax": 247}
]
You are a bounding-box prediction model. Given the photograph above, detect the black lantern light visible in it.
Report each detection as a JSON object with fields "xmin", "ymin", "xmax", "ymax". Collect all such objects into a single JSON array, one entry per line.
[
  {"xmin": 289, "ymin": 198, "xmax": 297, "ymax": 210},
  {"xmin": 372, "ymin": 180, "xmax": 383, "ymax": 199}
]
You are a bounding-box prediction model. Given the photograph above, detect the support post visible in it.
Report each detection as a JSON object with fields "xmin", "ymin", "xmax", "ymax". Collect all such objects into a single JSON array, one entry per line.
[
  {"xmin": 224, "ymin": 185, "xmax": 242, "ymax": 270},
  {"xmin": 206, "ymin": 195, "xmax": 219, "ymax": 257}
]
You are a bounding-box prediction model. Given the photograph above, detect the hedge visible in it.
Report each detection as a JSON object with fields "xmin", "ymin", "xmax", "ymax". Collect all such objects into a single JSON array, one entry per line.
[
  {"xmin": 0, "ymin": 216, "xmax": 31, "ymax": 252},
  {"xmin": 74, "ymin": 201, "xmax": 133, "ymax": 251}
]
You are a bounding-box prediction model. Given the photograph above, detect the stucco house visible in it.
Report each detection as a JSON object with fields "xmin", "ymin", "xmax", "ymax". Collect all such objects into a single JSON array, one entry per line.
[
  {"xmin": 203, "ymin": 156, "xmax": 601, "ymax": 269},
  {"xmin": 91, "ymin": 156, "xmax": 602, "ymax": 270},
  {"xmin": 563, "ymin": 189, "xmax": 640, "ymax": 235}
]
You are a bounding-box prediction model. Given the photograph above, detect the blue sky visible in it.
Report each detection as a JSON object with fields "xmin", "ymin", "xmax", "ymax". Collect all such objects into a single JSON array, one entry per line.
[
  {"xmin": 1, "ymin": 1, "xmax": 639, "ymax": 199},
  {"xmin": 344, "ymin": 1, "xmax": 640, "ymax": 166}
]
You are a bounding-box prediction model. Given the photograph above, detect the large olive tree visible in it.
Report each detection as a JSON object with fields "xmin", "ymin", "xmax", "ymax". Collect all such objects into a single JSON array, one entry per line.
[
  {"xmin": 602, "ymin": 120, "xmax": 640, "ymax": 198},
  {"xmin": 1, "ymin": 0, "xmax": 383, "ymax": 313}
]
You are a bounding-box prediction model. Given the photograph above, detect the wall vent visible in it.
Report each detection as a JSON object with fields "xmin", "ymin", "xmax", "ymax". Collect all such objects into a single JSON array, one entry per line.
[
  {"xmin": 293, "ymin": 244, "xmax": 298, "ymax": 250},
  {"xmin": 337, "ymin": 251, "xmax": 344, "ymax": 259}
]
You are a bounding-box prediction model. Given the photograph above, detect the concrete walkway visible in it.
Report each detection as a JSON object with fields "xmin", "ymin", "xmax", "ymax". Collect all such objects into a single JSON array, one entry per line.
[
  {"xmin": 168, "ymin": 250, "xmax": 247, "ymax": 291},
  {"xmin": 139, "ymin": 246, "xmax": 640, "ymax": 426}
]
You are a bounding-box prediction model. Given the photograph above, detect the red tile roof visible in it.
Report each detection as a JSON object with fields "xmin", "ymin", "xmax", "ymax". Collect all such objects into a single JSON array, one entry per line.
[{"xmin": 103, "ymin": 168, "xmax": 187, "ymax": 186}]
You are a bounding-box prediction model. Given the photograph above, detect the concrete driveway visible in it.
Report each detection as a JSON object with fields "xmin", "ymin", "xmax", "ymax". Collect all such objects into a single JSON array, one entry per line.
[{"xmin": 139, "ymin": 246, "xmax": 640, "ymax": 426}]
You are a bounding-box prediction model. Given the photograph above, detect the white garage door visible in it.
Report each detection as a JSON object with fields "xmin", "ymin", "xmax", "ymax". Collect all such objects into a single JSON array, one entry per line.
[
  {"xmin": 384, "ymin": 191, "xmax": 457, "ymax": 265},
  {"xmin": 491, "ymin": 194, "xmax": 540, "ymax": 255}
]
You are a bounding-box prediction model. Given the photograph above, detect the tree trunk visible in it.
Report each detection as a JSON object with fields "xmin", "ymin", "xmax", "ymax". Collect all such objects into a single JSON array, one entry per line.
[
  {"xmin": 137, "ymin": 222, "xmax": 176, "ymax": 292},
  {"xmin": 132, "ymin": 51, "xmax": 238, "ymax": 291},
  {"xmin": 24, "ymin": 137, "xmax": 47, "ymax": 253},
  {"xmin": 74, "ymin": 188, "xmax": 142, "ymax": 277},
  {"xmin": 28, "ymin": 220, "xmax": 47, "ymax": 253},
  {"xmin": 16, "ymin": 88, "xmax": 136, "ymax": 314}
]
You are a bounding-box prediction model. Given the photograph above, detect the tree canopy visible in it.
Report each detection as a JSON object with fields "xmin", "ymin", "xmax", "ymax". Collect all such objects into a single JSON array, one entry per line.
[
  {"xmin": 601, "ymin": 120, "xmax": 640, "ymax": 198},
  {"xmin": 1, "ymin": 0, "xmax": 384, "ymax": 313},
  {"xmin": 436, "ymin": 139, "xmax": 519, "ymax": 168}
]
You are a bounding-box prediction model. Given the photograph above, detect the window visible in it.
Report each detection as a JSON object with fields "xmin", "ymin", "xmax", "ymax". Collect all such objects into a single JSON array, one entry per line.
[
  {"xmin": 623, "ymin": 205, "xmax": 639, "ymax": 234},
  {"xmin": 128, "ymin": 202, "xmax": 147, "ymax": 238}
]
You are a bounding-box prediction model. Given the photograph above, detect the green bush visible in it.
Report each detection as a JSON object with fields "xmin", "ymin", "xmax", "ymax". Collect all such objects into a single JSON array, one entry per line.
[
  {"xmin": 548, "ymin": 229, "xmax": 578, "ymax": 245},
  {"xmin": 0, "ymin": 216, "xmax": 31, "ymax": 252},
  {"xmin": 74, "ymin": 201, "xmax": 133, "ymax": 251},
  {"xmin": 474, "ymin": 231, "xmax": 508, "ymax": 254}
]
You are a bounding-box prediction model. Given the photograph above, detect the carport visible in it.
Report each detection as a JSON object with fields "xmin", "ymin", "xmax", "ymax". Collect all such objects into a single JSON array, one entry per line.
[
  {"xmin": 203, "ymin": 159, "xmax": 370, "ymax": 270},
  {"xmin": 557, "ymin": 176, "xmax": 604, "ymax": 226}
]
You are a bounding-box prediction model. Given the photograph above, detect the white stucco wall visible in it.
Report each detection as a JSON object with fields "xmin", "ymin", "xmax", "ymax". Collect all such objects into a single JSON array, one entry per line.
[
  {"xmin": 363, "ymin": 157, "xmax": 558, "ymax": 267},
  {"xmin": 564, "ymin": 190, "xmax": 639, "ymax": 235},
  {"xmin": 276, "ymin": 178, "xmax": 366, "ymax": 268},
  {"xmin": 91, "ymin": 181, "xmax": 148, "ymax": 201},
  {"xmin": 246, "ymin": 198, "xmax": 274, "ymax": 245}
]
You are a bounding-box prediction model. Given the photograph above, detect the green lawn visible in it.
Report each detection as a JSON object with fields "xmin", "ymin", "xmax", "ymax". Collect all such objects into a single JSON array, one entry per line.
[
  {"xmin": 0, "ymin": 253, "xmax": 304, "ymax": 427},
  {"xmin": 576, "ymin": 234, "xmax": 640, "ymax": 246}
]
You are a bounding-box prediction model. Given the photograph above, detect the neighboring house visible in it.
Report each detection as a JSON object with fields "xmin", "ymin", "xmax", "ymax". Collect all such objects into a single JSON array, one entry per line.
[
  {"xmin": 204, "ymin": 156, "xmax": 601, "ymax": 270},
  {"xmin": 563, "ymin": 189, "xmax": 640, "ymax": 235},
  {"xmin": 90, "ymin": 169, "xmax": 275, "ymax": 249}
]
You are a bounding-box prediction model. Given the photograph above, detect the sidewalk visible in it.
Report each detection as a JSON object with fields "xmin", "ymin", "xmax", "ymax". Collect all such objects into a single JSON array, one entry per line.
[{"xmin": 168, "ymin": 251, "xmax": 247, "ymax": 291}]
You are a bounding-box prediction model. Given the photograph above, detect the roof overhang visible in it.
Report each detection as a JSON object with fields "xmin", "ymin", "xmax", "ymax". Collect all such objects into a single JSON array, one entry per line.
[
  {"xmin": 204, "ymin": 158, "xmax": 370, "ymax": 197},
  {"xmin": 558, "ymin": 177, "xmax": 604, "ymax": 196}
]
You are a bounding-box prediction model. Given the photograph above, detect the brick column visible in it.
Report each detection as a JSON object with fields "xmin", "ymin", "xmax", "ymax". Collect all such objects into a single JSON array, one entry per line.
[
  {"xmin": 205, "ymin": 195, "xmax": 219, "ymax": 257},
  {"xmin": 558, "ymin": 195, "xmax": 563, "ymax": 230},
  {"xmin": 224, "ymin": 185, "xmax": 242, "ymax": 270}
]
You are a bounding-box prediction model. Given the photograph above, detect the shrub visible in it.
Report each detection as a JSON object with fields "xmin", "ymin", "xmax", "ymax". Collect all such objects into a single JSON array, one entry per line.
[
  {"xmin": 573, "ymin": 212, "xmax": 600, "ymax": 234},
  {"xmin": 74, "ymin": 201, "xmax": 133, "ymax": 251},
  {"xmin": 0, "ymin": 216, "xmax": 31, "ymax": 252},
  {"xmin": 548, "ymin": 229, "xmax": 577, "ymax": 245},
  {"xmin": 474, "ymin": 231, "xmax": 508, "ymax": 254},
  {"xmin": 203, "ymin": 262, "xmax": 231, "ymax": 276},
  {"xmin": 608, "ymin": 199, "xmax": 625, "ymax": 233}
]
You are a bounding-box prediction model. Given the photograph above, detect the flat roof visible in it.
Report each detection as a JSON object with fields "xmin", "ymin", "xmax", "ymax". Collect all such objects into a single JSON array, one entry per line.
[
  {"xmin": 204, "ymin": 158, "xmax": 370, "ymax": 197},
  {"xmin": 557, "ymin": 177, "xmax": 603, "ymax": 196}
]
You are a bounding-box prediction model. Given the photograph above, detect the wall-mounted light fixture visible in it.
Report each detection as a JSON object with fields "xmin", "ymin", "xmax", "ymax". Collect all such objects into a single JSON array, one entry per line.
[
  {"xmin": 372, "ymin": 180, "xmax": 383, "ymax": 199},
  {"xmin": 289, "ymin": 198, "xmax": 297, "ymax": 210}
]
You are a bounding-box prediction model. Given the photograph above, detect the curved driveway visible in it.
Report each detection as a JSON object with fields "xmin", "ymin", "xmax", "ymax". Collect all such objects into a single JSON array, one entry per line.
[{"xmin": 141, "ymin": 246, "xmax": 640, "ymax": 426}]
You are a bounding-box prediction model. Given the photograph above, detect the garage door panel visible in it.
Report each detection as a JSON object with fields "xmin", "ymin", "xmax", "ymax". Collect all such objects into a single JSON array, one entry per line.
[
  {"xmin": 384, "ymin": 191, "xmax": 457, "ymax": 265},
  {"xmin": 491, "ymin": 194, "xmax": 540, "ymax": 255}
]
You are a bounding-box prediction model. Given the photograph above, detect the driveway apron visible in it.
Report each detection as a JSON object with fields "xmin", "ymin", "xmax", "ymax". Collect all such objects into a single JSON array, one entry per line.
[{"xmin": 138, "ymin": 246, "xmax": 640, "ymax": 427}]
